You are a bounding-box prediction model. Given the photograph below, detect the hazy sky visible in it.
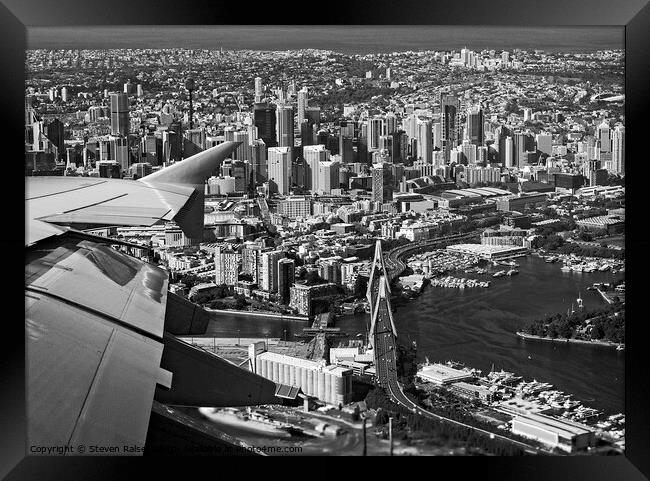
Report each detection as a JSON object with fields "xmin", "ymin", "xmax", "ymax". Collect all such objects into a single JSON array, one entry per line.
[{"xmin": 27, "ymin": 25, "xmax": 624, "ymax": 53}]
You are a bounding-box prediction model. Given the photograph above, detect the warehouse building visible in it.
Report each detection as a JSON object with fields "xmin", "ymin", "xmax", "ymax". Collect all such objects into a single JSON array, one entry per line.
[
  {"xmin": 416, "ymin": 363, "xmax": 474, "ymax": 385},
  {"xmin": 510, "ymin": 412, "xmax": 596, "ymax": 453},
  {"xmin": 495, "ymin": 192, "xmax": 548, "ymax": 212},
  {"xmin": 250, "ymin": 346, "xmax": 353, "ymax": 406}
]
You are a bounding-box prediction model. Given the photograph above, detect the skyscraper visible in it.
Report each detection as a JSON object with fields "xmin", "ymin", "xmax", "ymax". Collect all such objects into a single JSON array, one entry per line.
[
  {"xmin": 254, "ymin": 77, "xmax": 263, "ymax": 103},
  {"xmin": 416, "ymin": 119, "xmax": 433, "ymax": 164},
  {"xmin": 277, "ymin": 258, "xmax": 296, "ymax": 304},
  {"xmin": 367, "ymin": 116, "xmax": 385, "ymax": 153},
  {"xmin": 504, "ymin": 136, "xmax": 514, "ymax": 168},
  {"xmin": 300, "ymin": 120, "xmax": 314, "ymax": 146},
  {"xmin": 260, "ymin": 250, "xmax": 285, "ymax": 293},
  {"xmin": 46, "ymin": 118, "xmax": 65, "ymax": 162},
  {"xmin": 297, "ymin": 87, "xmax": 308, "ymax": 126},
  {"xmin": 535, "ymin": 133, "xmax": 553, "ymax": 156},
  {"xmin": 513, "ymin": 132, "xmax": 534, "ymax": 168},
  {"xmin": 249, "ymin": 139, "xmax": 268, "ymax": 184},
  {"xmin": 466, "ymin": 106, "xmax": 484, "ymax": 146},
  {"xmin": 303, "ymin": 144, "xmax": 330, "ymax": 192},
  {"xmin": 432, "ymin": 122, "xmax": 442, "ymax": 149},
  {"xmin": 611, "ymin": 125, "xmax": 625, "ymax": 174},
  {"xmin": 276, "ymin": 104, "xmax": 294, "ymax": 148},
  {"xmin": 109, "ymin": 92, "xmax": 129, "ymax": 136},
  {"xmin": 254, "ymin": 102, "xmax": 277, "ymax": 147},
  {"xmin": 384, "ymin": 112, "xmax": 397, "ymax": 135},
  {"xmin": 338, "ymin": 120, "xmax": 355, "ymax": 163},
  {"xmin": 267, "ymin": 146, "xmax": 292, "ymax": 194},
  {"xmin": 317, "ymin": 159, "xmax": 341, "ymax": 194},
  {"xmin": 597, "ymin": 121, "xmax": 611, "ymax": 153},
  {"xmin": 440, "ymin": 94, "xmax": 461, "ymax": 162},
  {"xmin": 371, "ymin": 162, "xmax": 393, "ymax": 204}
]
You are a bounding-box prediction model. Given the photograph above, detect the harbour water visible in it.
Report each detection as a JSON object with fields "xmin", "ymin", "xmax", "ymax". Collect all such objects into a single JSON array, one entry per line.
[{"xmin": 205, "ymin": 255, "xmax": 624, "ymax": 415}]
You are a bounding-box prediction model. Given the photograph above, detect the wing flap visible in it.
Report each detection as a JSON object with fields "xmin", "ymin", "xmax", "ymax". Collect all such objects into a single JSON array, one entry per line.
[{"xmin": 26, "ymin": 292, "xmax": 164, "ymax": 453}]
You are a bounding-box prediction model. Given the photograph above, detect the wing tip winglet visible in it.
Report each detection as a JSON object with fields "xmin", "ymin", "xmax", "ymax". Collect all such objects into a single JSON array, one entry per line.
[{"xmin": 140, "ymin": 141, "xmax": 242, "ymax": 186}]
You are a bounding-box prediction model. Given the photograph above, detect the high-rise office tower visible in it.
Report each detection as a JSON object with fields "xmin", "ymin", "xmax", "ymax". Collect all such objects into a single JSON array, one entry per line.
[
  {"xmin": 535, "ymin": 133, "xmax": 553, "ymax": 156},
  {"xmin": 300, "ymin": 120, "xmax": 314, "ymax": 146},
  {"xmin": 305, "ymin": 107, "xmax": 320, "ymax": 126},
  {"xmin": 440, "ymin": 94, "xmax": 461, "ymax": 162},
  {"xmin": 46, "ymin": 118, "xmax": 65, "ymax": 162},
  {"xmin": 184, "ymin": 128, "xmax": 206, "ymax": 158},
  {"xmin": 267, "ymin": 146, "xmax": 292, "ymax": 194},
  {"xmin": 162, "ymin": 128, "xmax": 182, "ymax": 162},
  {"xmin": 249, "ymin": 139, "xmax": 268, "ymax": 184},
  {"xmin": 109, "ymin": 92, "xmax": 129, "ymax": 136},
  {"xmin": 221, "ymin": 159, "xmax": 248, "ymax": 192},
  {"xmin": 504, "ymin": 136, "xmax": 514, "ymax": 168},
  {"xmin": 317, "ymin": 159, "xmax": 341, "ymax": 194},
  {"xmin": 303, "ymin": 144, "xmax": 330, "ymax": 192},
  {"xmin": 416, "ymin": 119, "xmax": 433, "ymax": 164},
  {"xmin": 494, "ymin": 125, "xmax": 511, "ymax": 162},
  {"xmin": 291, "ymin": 157, "xmax": 307, "ymax": 188},
  {"xmin": 513, "ymin": 132, "xmax": 534, "ymax": 168},
  {"xmin": 276, "ymin": 104, "xmax": 294, "ymax": 148},
  {"xmin": 371, "ymin": 162, "xmax": 393, "ymax": 204},
  {"xmin": 597, "ymin": 121, "xmax": 611, "ymax": 153},
  {"xmin": 384, "ymin": 112, "xmax": 397, "ymax": 135},
  {"xmin": 466, "ymin": 106, "xmax": 484, "ymax": 146},
  {"xmin": 260, "ymin": 250, "xmax": 285, "ymax": 293},
  {"xmin": 232, "ymin": 131, "xmax": 249, "ymax": 160},
  {"xmin": 460, "ymin": 140, "xmax": 477, "ymax": 164},
  {"xmin": 338, "ymin": 120, "xmax": 355, "ymax": 163},
  {"xmin": 254, "ymin": 77, "xmax": 263, "ymax": 103},
  {"xmin": 367, "ymin": 116, "xmax": 385, "ymax": 153},
  {"xmin": 357, "ymin": 123, "xmax": 369, "ymax": 163},
  {"xmin": 277, "ymin": 258, "xmax": 296, "ymax": 304},
  {"xmin": 432, "ymin": 122, "xmax": 442, "ymax": 149},
  {"xmin": 297, "ymin": 87, "xmax": 308, "ymax": 126},
  {"xmin": 246, "ymin": 122, "xmax": 258, "ymax": 144},
  {"xmin": 254, "ymin": 102, "xmax": 277, "ymax": 147},
  {"xmin": 611, "ymin": 125, "xmax": 625, "ymax": 174},
  {"xmin": 403, "ymin": 113, "xmax": 419, "ymax": 144}
]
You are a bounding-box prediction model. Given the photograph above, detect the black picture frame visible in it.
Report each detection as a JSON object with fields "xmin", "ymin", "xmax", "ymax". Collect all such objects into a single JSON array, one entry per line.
[{"xmin": 4, "ymin": 0, "xmax": 649, "ymax": 478}]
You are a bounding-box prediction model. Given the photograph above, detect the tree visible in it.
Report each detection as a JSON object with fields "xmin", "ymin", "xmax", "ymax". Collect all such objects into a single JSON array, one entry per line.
[{"xmin": 557, "ymin": 320, "xmax": 573, "ymax": 339}]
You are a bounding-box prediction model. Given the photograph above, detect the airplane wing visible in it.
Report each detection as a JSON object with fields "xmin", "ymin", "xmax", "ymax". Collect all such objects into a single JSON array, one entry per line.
[
  {"xmin": 25, "ymin": 141, "xmax": 240, "ymax": 245},
  {"xmin": 24, "ymin": 142, "xmax": 294, "ymax": 455}
]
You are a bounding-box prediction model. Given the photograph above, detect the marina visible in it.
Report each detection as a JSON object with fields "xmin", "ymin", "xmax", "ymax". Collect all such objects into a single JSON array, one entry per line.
[{"xmin": 418, "ymin": 360, "xmax": 625, "ymax": 448}]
